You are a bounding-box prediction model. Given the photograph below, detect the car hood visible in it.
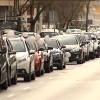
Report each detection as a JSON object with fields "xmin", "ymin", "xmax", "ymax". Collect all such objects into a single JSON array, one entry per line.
[
  {"xmin": 64, "ymin": 45, "xmax": 79, "ymax": 50},
  {"xmin": 52, "ymin": 48, "xmax": 61, "ymax": 53},
  {"xmin": 16, "ymin": 52, "xmax": 28, "ymax": 60}
]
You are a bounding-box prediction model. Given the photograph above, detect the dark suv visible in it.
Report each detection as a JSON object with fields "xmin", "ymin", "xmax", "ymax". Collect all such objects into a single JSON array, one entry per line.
[{"xmin": 0, "ymin": 34, "xmax": 8, "ymax": 90}]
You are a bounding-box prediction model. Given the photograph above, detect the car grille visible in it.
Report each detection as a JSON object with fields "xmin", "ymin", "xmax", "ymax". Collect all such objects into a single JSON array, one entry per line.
[{"xmin": 65, "ymin": 49, "xmax": 71, "ymax": 52}]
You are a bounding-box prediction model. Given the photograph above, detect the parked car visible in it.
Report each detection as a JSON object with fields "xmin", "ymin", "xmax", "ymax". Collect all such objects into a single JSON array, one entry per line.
[
  {"xmin": 0, "ymin": 33, "xmax": 8, "ymax": 90},
  {"xmin": 39, "ymin": 29, "xmax": 60, "ymax": 38},
  {"xmin": 45, "ymin": 37, "xmax": 70, "ymax": 69},
  {"xmin": 73, "ymin": 34, "xmax": 90, "ymax": 61},
  {"xmin": 3, "ymin": 36, "xmax": 17, "ymax": 86},
  {"xmin": 90, "ymin": 34, "xmax": 100, "ymax": 58},
  {"xmin": 83, "ymin": 32, "xmax": 96, "ymax": 59},
  {"xmin": 9, "ymin": 36, "xmax": 36, "ymax": 82},
  {"xmin": 37, "ymin": 39, "xmax": 54, "ymax": 73},
  {"xmin": 54, "ymin": 34, "xmax": 85, "ymax": 64},
  {"xmin": 26, "ymin": 37, "xmax": 45, "ymax": 76}
]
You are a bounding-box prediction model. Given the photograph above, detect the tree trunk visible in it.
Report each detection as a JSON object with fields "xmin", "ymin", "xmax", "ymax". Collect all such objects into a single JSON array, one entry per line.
[
  {"xmin": 18, "ymin": 18, "xmax": 21, "ymax": 31},
  {"xmin": 86, "ymin": 0, "xmax": 90, "ymax": 32},
  {"xmin": 66, "ymin": 20, "xmax": 70, "ymax": 29}
]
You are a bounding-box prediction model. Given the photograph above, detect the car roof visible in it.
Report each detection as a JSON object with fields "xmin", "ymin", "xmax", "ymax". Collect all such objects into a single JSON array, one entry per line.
[{"xmin": 40, "ymin": 29, "xmax": 59, "ymax": 33}]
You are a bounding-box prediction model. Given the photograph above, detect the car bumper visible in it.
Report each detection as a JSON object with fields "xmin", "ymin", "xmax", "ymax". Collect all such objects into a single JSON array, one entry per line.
[
  {"xmin": 53, "ymin": 59, "xmax": 62, "ymax": 67},
  {"xmin": 17, "ymin": 60, "xmax": 30, "ymax": 74},
  {"xmin": 68, "ymin": 52, "xmax": 81, "ymax": 62},
  {"xmin": 17, "ymin": 69, "xmax": 29, "ymax": 77}
]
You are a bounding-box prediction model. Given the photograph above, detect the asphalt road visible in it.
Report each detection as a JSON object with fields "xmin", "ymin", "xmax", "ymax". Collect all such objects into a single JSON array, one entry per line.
[{"xmin": 1, "ymin": 58, "xmax": 100, "ymax": 100}]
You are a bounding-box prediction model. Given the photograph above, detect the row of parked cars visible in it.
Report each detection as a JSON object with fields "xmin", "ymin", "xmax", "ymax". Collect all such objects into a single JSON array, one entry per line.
[
  {"xmin": 0, "ymin": 28, "xmax": 100, "ymax": 91},
  {"xmin": 0, "ymin": 29, "xmax": 70, "ymax": 90}
]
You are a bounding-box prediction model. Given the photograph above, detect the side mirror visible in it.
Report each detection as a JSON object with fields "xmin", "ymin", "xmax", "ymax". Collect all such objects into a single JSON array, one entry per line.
[
  {"xmin": 82, "ymin": 41, "xmax": 90, "ymax": 44},
  {"xmin": 0, "ymin": 46, "xmax": 7, "ymax": 53},
  {"xmin": 9, "ymin": 50, "xmax": 16, "ymax": 55},
  {"xmin": 29, "ymin": 50, "xmax": 36, "ymax": 54},
  {"xmin": 97, "ymin": 37, "xmax": 100, "ymax": 40},
  {"xmin": 60, "ymin": 45, "xmax": 66, "ymax": 50},
  {"xmin": 80, "ymin": 43, "xmax": 85, "ymax": 47},
  {"xmin": 92, "ymin": 37, "xmax": 96, "ymax": 40},
  {"xmin": 61, "ymin": 45, "xmax": 66, "ymax": 48},
  {"xmin": 38, "ymin": 48, "xmax": 44, "ymax": 51},
  {"xmin": 48, "ymin": 46, "xmax": 53, "ymax": 50}
]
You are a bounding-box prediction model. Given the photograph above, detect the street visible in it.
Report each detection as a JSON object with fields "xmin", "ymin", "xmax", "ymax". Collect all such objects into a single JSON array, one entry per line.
[{"xmin": 1, "ymin": 58, "xmax": 100, "ymax": 100}]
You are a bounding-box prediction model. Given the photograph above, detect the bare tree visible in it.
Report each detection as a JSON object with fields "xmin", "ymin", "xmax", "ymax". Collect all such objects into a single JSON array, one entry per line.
[
  {"xmin": 12, "ymin": 0, "xmax": 54, "ymax": 31},
  {"xmin": 52, "ymin": 0, "xmax": 85, "ymax": 29},
  {"xmin": 29, "ymin": 0, "xmax": 53, "ymax": 31}
]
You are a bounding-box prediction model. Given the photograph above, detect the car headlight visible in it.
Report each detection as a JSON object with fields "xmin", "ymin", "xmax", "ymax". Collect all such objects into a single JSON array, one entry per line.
[
  {"xmin": 70, "ymin": 48, "xmax": 79, "ymax": 52},
  {"xmin": 17, "ymin": 56, "xmax": 27, "ymax": 63},
  {"xmin": 53, "ymin": 52, "xmax": 61, "ymax": 59}
]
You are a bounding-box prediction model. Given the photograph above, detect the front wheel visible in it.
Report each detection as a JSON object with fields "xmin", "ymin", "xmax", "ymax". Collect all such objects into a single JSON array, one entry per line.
[
  {"xmin": 45, "ymin": 62, "xmax": 50, "ymax": 73},
  {"xmin": 24, "ymin": 66, "xmax": 31, "ymax": 82},
  {"xmin": 11, "ymin": 69, "xmax": 17, "ymax": 85},
  {"xmin": 36, "ymin": 62, "xmax": 41, "ymax": 76},
  {"xmin": 31, "ymin": 71, "xmax": 35, "ymax": 80},
  {"xmin": 1, "ymin": 73, "xmax": 8, "ymax": 90},
  {"xmin": 57, "ymin": 60, "xmax": 63, "ymax": 70}
]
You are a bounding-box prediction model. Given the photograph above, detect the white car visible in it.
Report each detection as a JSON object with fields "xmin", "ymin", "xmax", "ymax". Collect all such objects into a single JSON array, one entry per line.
[
  {"xmin": 39, "ymin": 29, "xmax": 60, "ymax": 38},
  {"xmin": 9, "ymin": 37, "xmax": 36, "ymax": 82}
]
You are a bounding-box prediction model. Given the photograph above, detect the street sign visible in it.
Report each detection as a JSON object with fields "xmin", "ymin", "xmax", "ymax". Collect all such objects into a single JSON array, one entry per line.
[
  {"xmin": 49, "ymin": 11, "xmax": 58, "ymax": 23},
  {"xmin": 42, "ymin": 11, "xmax": 46, "ymax": 17},
  {"xmin": 21, "ymin": 19, "xmax": 26, "ymax": 24}
]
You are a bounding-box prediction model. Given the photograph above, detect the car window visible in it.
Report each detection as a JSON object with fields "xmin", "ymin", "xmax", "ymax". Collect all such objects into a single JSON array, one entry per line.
[
  {"xmin": 46, "ymin": 39, "xmax": 58, "ymax": 48},
  {"xmin": 10, "ymin": 40, "xmax": 26, "ymax": 52},
  {"xmin": 6, "ymin": 39, "xmax": 12, "ymax": 52},
  {"xmin": 29, "ymin": 43, "xmax": 36, "ymax": 51},
  {"xmin": 25, "ymin": 41, "xmax": 31, "ymax": 52},
  {"xmin": 40, "ymin": 32, "xmax": 59, "ymax": 37}
]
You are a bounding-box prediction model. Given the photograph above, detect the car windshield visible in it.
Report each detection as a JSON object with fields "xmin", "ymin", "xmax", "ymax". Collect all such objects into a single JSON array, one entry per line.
[
  {"xmin": 58, "ymin": 36, "xmax": 78, "ymax": 45},
  {"xmin": 40, "ymin": 32, "xmax": 59, "ymax": 37},
  {"xmin": 46, "ymin": 39, "xmax": 58, "ymax": 48},
  {"xmin": 84, "ymin": 33, "xmax": 92, "ymax": 40},
  {"xmin": 38, "ymin": 43, "xmax": 46, "ymax": 50},
  {"xmin": 29, "ymin": 43, "xmax": 36, "ymax": 51},
  {"xmin": 10, "ymin": 40, "xmax": 26, "ymax": 52}
]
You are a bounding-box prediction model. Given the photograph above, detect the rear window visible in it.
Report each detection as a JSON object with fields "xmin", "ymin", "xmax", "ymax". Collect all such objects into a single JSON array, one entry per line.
[{"xmin": 40, "ymin": 32, "xmax": 59, "ymax": 37}]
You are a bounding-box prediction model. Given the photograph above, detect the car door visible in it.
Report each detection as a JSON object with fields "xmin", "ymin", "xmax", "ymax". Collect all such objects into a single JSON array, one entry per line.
[
  {"xmin": 6, "ymin": 39, "xmax": 16, "ymax": 78},
  {"xmin": 25, "ymin": 41, "xmax": 35, "ymax": 72}
]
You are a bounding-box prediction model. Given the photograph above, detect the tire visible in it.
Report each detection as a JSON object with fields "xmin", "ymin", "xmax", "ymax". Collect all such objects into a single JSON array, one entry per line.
[
  {"xmin": 89, "ymin": 52, "xmax": 95, "ymax": 59},
  {"xmin": 24, "ymin": 66, "xmax": 31, "ymax": 82},
  {"xmin": 11, "ymin": 69, "xmax": 17, "ymax": 85},
  {"xmin": 41, "ymin": 67, "xmax": 44, "ymax": 75},
  {"xmin": 77, "ymin": 52, "xmax": 84, "ymax": 64},
  {"xmin": 36, "ymin": 62, "xmax": 41, "ymax": 76},
  {"xmin": 63, "ymin": 64, "xmax": 66, "ymax": 69},
  {"xmin": 77, "ymin": 60, "xmax": 82, "ymax": 64},
  {"xmin": 82, "ymin": 54, "xmax": 85, "ymax": 63},
  {"xmin": 50, "ymin": 65, "xmax": 53, "ymax": 72},
  {"xmin": 31, "ymin": 71, "xmax": 35, "ymax": 80},
  {"xmin": 96, "ymin": 54, "xmax": 99, "ymax": 58},
  {"xmin": 8, "ymin": 71, "xmax": 11, "ymax": 86},
  {"xmin": 1, "ymin": 75, "xmax": 8, "ymax": 90},
  {"xmin": 57, "ymin": 60, "xmax": 63, "ymax": 70},
  {"xmin": 45, "ymin": 62, "xmax": 50, "ymax": 73},
  {"xmin": 85, "ymin": 55, "xmax": 89, "ymax": 61}
]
